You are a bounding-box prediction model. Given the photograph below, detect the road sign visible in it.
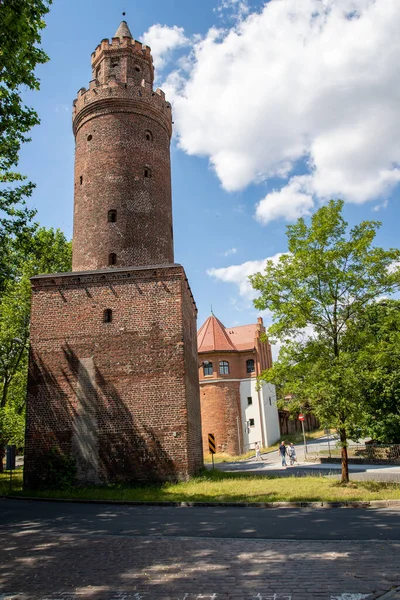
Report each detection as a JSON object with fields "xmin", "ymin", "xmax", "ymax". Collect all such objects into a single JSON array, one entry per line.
[
  {"xmin": 208, "ymin": 433, "xmax": 216, "ymax": 454},
  {"xmin": 298, "ymin": 414, "xmax": 305, "ymax": 421}
]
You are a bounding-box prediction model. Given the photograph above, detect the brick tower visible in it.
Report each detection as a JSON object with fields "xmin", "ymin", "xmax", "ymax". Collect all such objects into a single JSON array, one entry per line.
[{"xmin": 24, "ymin": 22, "xmax": 203, "ymax": 488}]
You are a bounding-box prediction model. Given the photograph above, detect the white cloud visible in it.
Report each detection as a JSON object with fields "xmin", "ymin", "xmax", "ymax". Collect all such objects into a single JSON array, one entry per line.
[
  {"xmin": 255, "ymin": 176, "xmax": 314, "ymax": 225},
  {"xmin": 163, "ymin": 0, "xmax": 400, "ymax": 221},
  {"xmin": 207, "ymin": 253, "xmax": 284, "ymax": 299},
  {"xmin": 372, "ymin": 199, "xmax": 389, "ymax": 212},
  {"xmin": 142, "ymin": 25, "xmax": 189, "ymax": 71},
  {"xmin": 221, "ymin": 247, "xmax": 238, "ymax": 256},
  {"xmin": 215, "ymin": 0, "xmax": 250, "ymax": 22}
]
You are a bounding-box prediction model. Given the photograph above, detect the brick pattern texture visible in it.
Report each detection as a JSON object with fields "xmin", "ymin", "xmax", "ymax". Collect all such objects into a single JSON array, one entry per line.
[
  {"xmin": 24, "ymin": 266, "xmax": 203, "ymax": 487},
  {"xmin": 72, "ymin": 35, "xmax": 173, "ymax": 271},
  {"xmin": 24, "ymin": 28, "xmax": 203, "ymax": 487}
]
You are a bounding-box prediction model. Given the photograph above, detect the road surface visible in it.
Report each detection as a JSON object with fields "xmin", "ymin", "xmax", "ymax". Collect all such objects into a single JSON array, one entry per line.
[{"xmin": 1, "ymin": 498, "xmax": 399, "ymax": 600}]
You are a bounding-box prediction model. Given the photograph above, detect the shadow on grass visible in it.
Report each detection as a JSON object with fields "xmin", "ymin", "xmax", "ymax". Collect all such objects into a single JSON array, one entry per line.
[{"xmin": 3, "ymin": 468, "xmax": 400, "ymax": 504}]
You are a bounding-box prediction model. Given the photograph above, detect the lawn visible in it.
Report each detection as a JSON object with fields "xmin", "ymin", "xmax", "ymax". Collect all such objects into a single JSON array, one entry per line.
[{"xmin": 1, "ymin": 467, "xmax": 400, "ymax": 503}]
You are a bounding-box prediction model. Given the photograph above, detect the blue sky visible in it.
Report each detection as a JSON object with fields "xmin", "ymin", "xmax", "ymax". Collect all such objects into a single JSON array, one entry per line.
[{"xmin": 19, "ymin": 0, "xmax": 400, "ymax": 348}]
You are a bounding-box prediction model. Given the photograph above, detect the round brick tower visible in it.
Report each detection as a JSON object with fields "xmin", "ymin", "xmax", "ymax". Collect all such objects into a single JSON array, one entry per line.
[{"xmin": 72, "ymin": 21, "xmax": 174, "ymax": 272}]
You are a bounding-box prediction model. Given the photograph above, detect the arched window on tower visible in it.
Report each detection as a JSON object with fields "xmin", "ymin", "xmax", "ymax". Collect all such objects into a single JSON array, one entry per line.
[
  {"xmin": 246, "ymin": 359, "xmax": 255, "ymax": 373},
  {"xmin": 108, "ymin": 209, "xmax": 117, "ymax": 223},
  {"xmin": 144, "ymin": 167, "xmax": 152, "ymax": 178},
  {"xmin": 203, "ymin": 361, "xmax": 213, "ymax": 376},
  {"xmin": 219, "ymin": 361, "xmax": 229, "ymax": 375},
  {"xmin": 103, "ymin": 309, "xmax": 112, "ymax": 323},
  {"xmin": 108, "ymin": 253, "xmax": 117, "ymax": 266}
]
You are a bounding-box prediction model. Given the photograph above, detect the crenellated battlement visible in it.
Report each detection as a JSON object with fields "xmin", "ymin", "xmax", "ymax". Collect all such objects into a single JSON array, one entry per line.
[
  {"xmin": 72, "ymin": 80, "xmax": 172, "ymax": 136},
  {"xmin": 91, "ymin": 37, "xmax": 152, "ymax": 65}
]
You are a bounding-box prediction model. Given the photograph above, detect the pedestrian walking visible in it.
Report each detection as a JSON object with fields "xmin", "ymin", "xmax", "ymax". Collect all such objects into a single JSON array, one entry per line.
[
  {"xmin": 255, "ymin": 441, "xmax": 263, "ymax": 461},
  {"xmin": 288, "ymin": 442, "xmax": 297, "ymax": 466},
  {"xmin": 279, "ymin": 441, "xmax": 287, "ymax": 467}
]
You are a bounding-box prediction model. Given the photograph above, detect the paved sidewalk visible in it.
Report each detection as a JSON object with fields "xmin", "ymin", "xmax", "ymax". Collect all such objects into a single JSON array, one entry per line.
[{"xmin": 0, "ymin": 529, "xmax": 399, "ymax": 600}]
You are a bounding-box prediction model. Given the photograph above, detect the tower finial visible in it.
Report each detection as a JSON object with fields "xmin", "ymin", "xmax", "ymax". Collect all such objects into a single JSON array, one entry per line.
[{"xmin": 211, "ymin": 305, "xmax": 214, "ymax": 316}]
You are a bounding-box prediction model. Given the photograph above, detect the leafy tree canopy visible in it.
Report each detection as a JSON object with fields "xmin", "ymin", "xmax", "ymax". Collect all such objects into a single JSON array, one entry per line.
[
  {"xmin": 0, "ymin": 0, "xmax": 52, "ymax": 289},
  {"xmin": 250, "ymin": 200, "xmax": 400, "ymax": 481},
  {"xmin": 0, "ymin": 227, "xmax": 71, "ymax": 468}
]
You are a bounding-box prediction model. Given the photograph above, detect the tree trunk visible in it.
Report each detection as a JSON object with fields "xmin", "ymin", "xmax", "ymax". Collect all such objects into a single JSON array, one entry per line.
[{"xmin": 339, "ymin": 428, "xmax": 349, "ymax": 483}]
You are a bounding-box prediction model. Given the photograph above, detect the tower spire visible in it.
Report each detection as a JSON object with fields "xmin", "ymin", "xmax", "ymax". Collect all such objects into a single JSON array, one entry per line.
[{"xmin": 114, "ymin": 19, "xmax": 133, "ymax": 39}]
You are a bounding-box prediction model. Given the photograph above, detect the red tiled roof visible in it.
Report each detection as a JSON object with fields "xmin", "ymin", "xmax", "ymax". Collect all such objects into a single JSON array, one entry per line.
[
  {"xmin": 197, "ymin": 316, "xmax": 258, "ymax": 353},
  {"xmin": 225, "ymin": 324, "xmax": 258, "ymax": 351},
  {"xmin": 197, "ymin": 315, "xmax": 236, "ymax": 352}
]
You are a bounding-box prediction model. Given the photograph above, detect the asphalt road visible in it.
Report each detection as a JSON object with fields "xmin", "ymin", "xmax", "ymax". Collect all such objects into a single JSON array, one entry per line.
[
  {"xmin": 1, "ymin": 499, "xmax": 400, "ymax": 599},
  {"xmin": 1, "ymin": 498, "xmax": 400, "ymax": 541}
]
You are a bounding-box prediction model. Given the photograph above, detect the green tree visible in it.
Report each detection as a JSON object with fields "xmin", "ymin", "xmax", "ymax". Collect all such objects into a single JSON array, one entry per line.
[
  {"xmin": 347, "ymin": 300, "xmax": 400, "ymax": 443},
  {"xmin": 0, "ymin": 228, "xmax": 72, "ymax": 470},
  {"xmin": 0, "ymin": 0, "xmax": 52, "ymax": 290},
  {"xmin": 250, "ymin": 200, "xmax": 400, "ymax": 482}
]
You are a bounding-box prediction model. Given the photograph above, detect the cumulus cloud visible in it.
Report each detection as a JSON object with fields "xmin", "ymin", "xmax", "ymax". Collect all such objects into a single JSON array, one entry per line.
[
  {"xmin": 255, "ymin": 176, "xmax": 314, "ymax": 225},
  {"xmin": 163, "ymin": 0, "xmax": 400, "ymax": 221},
  {"xmin": 215, "ymin": 0, "xmax": 250, "ymax": 22},
  {"xmin": 142, "ymin": 25, "xmax": 189, "ymax": 71},
  {"xmin": 207, "ymin": 253, "xmax": 284, "ymax": 299}
]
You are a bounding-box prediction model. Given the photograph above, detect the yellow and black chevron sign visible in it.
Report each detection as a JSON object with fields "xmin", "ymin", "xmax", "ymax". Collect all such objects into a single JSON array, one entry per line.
[{"xmin": 208, "ymin": 433, "xmax": 216, "ymax": 454}]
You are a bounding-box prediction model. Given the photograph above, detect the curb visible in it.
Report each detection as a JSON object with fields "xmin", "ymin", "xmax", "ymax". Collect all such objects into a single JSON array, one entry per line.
[
  {"xmin": 376, "ymin": 587, "xmax": 400, "ymax": 599},
  {"xmin": 3, "ymin": 495, "xmax": 400, "ymax": 509}
]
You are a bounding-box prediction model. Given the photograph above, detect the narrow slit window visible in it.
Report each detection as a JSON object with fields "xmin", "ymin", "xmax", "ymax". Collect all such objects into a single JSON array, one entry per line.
[
  {"xmin": 87, "ymin": 134, "xmax": 92, "ymax": 142},
  {"xmin": 108, "ymin": 253, "xmax": 117, "ymax": 266},
  {"xmin": 103, "ymin": 309, "xmax": 112, "ymax": 323},
  {"xmin": 108, "ymin": 209, "xmax": 117, "ymax": 223},
  {"xmin": 144, "ymin": 167, "xmax": 151, "ymax": 178},
  {"xmin": 145, "ymin": 130, "xmax": 153, "ymax": 142},
  {"xmin": 79, "ymin": 175, "xmax": 83, "ymax": 185}
]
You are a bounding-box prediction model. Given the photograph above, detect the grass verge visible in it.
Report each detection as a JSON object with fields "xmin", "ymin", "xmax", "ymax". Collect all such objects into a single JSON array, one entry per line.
[{"xmin": 1, "ymin": 467, "xmax": 400, "ymax": 503}]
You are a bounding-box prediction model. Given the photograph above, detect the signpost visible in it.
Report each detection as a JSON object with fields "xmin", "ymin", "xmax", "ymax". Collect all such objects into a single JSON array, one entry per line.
[
  {"xmin": 208, "ymin": 433, "xmax": 216, "ymax": 469},
  {"xmin": 298, "ymin": 414, "xmax": 307, "ymax": 454}
]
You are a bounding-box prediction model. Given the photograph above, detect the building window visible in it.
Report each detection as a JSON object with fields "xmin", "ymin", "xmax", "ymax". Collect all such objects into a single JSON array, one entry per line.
[
  {"xmin": 247, "ymin": 397, "xmax": 252, "ymax": 406},
  {"xmin": 87, "ymin": 134, "xmax": 92, "ymax": 142},
  {"xmin": 145, "ymin": 130, "xmax": 153, "ymax": 142},
  {"xmin": 79, "ymin": 175, "xmax": 83, "ymax": 185},
  {"xmin": 108, "ymin": 253, "xmax": 117, "ymax": 266},
  {"xmin": 103, "ymin": 309, "xmax": 112, "ymax": 323},
  {"xmin": 203, "ymin": 361, "xmax": 213, "ymax": 376},
  {"xmin": 249, "ymin": 418, "xmax": 255, "ymax": 427},
  {"xmin": 144, "ymin": 167, "xmax": 152, "ymax": 178},
  {"xmin": 135, "ymin": 65, "xmax": 141, "ymax": 72},
  {"xmin": 96, "ymin": 66, "xmax": 101, "ymax": 80},
  {"xmin": 111, "ymin": 58, "xmax": 120, "ymax": 69},
  {"xmin": 108, "ymin": 209, "xmax": 117, "ymax": 223},
  {"xmin": 219, "ymin": 361, "xmax": 229, "ymax": 375},
  {"xmin": 246, "ymin": 359, "xmax": 255, "ymax": 373}
]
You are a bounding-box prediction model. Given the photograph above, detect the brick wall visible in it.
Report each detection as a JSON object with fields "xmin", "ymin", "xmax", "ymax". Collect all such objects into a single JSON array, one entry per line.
[
  {"xmin": 24, "ymin": 264, "xmax": 202, "ymax": 488},
  {"xmin": 200, "ymin": 379, "xmax": 242, "ymax": 456},
  {"xmin": 181, "ymin": 278, "xmax": 204, "ymax": 473},
  {"xmin": 72, "ymin": 33, "xmax": 173, "ymax": 272}
]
